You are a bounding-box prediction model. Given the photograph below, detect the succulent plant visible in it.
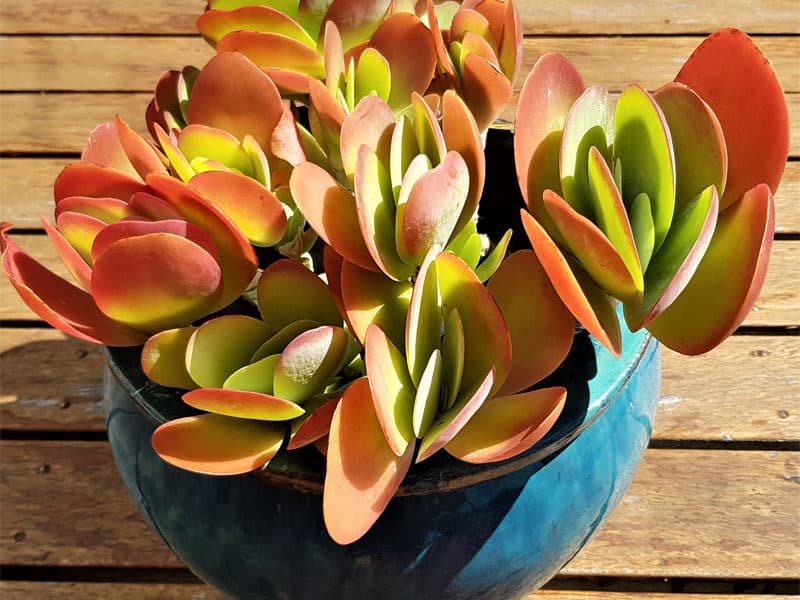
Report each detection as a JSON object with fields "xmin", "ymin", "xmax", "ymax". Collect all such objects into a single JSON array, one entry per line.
[
  {"xmin": 514, "ymin": 29, "xmax": 787, "ymax": 357},
  {"xmin": 0, "ymin": 0, "xmax": 787, "ymax": 547}
]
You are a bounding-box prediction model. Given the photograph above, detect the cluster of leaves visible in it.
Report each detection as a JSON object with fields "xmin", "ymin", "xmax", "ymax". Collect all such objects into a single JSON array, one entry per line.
[{"xmin": 0, "ymin": 0, "xmax": 788, "ymax": 544}]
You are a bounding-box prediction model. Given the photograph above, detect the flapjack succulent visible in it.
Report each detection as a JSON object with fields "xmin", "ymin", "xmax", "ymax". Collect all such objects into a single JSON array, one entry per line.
[{"xmin": 0, "ymin": 0, "xmax": 788, "ymax": 547}]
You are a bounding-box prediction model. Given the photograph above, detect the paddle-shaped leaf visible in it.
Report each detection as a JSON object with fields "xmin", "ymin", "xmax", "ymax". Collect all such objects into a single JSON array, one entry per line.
[
  {"xmin": 186, "ymin": 315, "xmax": 272, "ymax": 388},
  {"xmin": 288, "ymin": 396, "xmax": 340, "ymax": 450},
  {"xmin": 365, "ymin": 324, "xmax": 415, "ymax": 455},
  {"xmin": 521, "ymin": 210, "xmax": 621, "ymax": 357},
  {"xmin": 646, "ymin": 184, "xmax": 774, "ymax": 354},
  {"xmin": 368, "ymin": 13, "xmax": 437, "ymax": 110},
  {"xmin": 354, "ymin": 145, "xmax": 414, "ymax": 280},
  {"xmin": 223, "ymin": 355, "xmax": 281, "ymax": 394},
  {"xmin": 53, "ymin": 163, "xmax": 147, "ymax": 203},
  {"xmin": 586, "ymin": 147, "xmax": 643, "ymax": 295},
  {"xmin": 324, "ymin": 378, "xmax": 414, "ymax": 545},
  {"xmin": 273, "ymin": 326, "xmax": 351, "ymax": 404},
  {"xmin": 442, "ymin": 90, "xmax": 485, "ymax": 233},
  {"xmin": 614, "ymin": 84, "xmax": 675, "ymax": 253},
  {"xmin": 151, "ymin": 414, "xmax": 285, "ymax": 475},
  {"xmin": 460, "ymin": 53, "xmax": 513, "ymax": 133},
  {"xmin": 412, "ymin": 349, "xmax": 443, "ymax": 438},
  {"xmin": 543, "ymin": 190, "xmax": 640, "ymax": 303},
  {"xmin": 188, "ymin": 52, "xmax": 284, "ymax": 151},
  {"xmin": 488, "ymin": 250, "xmax": 575, "ymax": 395},
  {"xmin": 654, "ymin": 82, "xmax": 727, "ymax": 214},
  {"xmin": 91, "ymin": 234, "xmax": 223, "ymax": 332},
  {"xmin": 625, "ymin": 185, "xmax": 718, "ymax": 330},
  {"xmin": 417, "ymin": 368, "xmax": 494, "ymax": 463},
  {"xmin": 446, "ymin": 386, "xmax": 566, "ymax": 463},
  {"xmin": 340, "ymin": 95, "xmax": 395, "ymax": 183},
  {"xmin": 183, "ymin": 388, "xmax": 304, "ymax": 420},
  {"xmin": 0, "ymin": 229, "xmax": 147, "ymax": 346},
  {"xmin": 141, "ymin": 327, "xmax": 198, "ymax": 389},
  {"xmin": 290, "ymin": 161, "xmax": 378, "ymax": 271},
  {"xmin": 401, "ymin": 151, "xmax": 470, "ymax": 265},
  {"xmin": 675, "ymin": 28, "xmax": 789, "ymax": 209},
  {"xmin": 405, "ymin": 252, "xmax": 441, "ymax": 386},
  {"xmin": 440, "ymin": 308, "xmax": 465, "ymax": 411},
  {"xmin": 340, "ymin": 259, "xmax": 412, "ymax": 348},
  {"xmin": 559, "ymin": 86, "xmax": 613, "ymax": 218},
  {"xmin": 257, "ymin": 259, "xmax": 342, "ymax": 332}
]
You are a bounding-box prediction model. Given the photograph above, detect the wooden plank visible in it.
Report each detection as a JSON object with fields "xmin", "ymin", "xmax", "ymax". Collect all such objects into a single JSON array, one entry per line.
[
  {"xmin": 0, "ymin": 93, "xmax": 151, "ymax": 154},
  {"xmin": 1, "ymin": 36, "xmax": 798, "ymax": 94},
  {"xmin": 2, "ymin": 329, "xmax": 798, "ymax": 444},
  {"xmin": 3, "ymin": 92, "xmax": 800, "ymax": 157},
  {"xmin": 1, "ymin": 0, "xmax": 798, "ymax": 35},
  {"xmin": 1, "ymin": 441, "xmax": 797, "ymax": 579},
  {"xmin": 0, "ymin": 582, "xmax": 794, "ymax": 600},
  {"xmin": 562, "ymin": 449, "xmax": 800, "ymax": 579},
  {"xmin": 0, "ymin": 328, "xmax": 106, "ymax": 432},
  {"xmin": 0, "ymin": 582, "xmax": 226, "ymax": 600},
  {"xmin": 1, "ymin": 236, "xmax": 795, "ymax": 326},
  {"xmin": 2, "ymin": 158, "xmax": 799, "ymax": 233},
  {"xmin": 658, "ymin": 335, "xmax": 800, "ymax": 442}
]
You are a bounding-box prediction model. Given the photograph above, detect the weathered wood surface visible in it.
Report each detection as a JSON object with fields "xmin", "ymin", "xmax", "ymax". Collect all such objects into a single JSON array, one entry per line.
[
  {"xmin": 2, "ymin": 329, "xmax": 798, "ymax": 442},
  {"xmin": 0, "ymin": 582, "xmax": 794, "ymax": 600},
  {"xmin": 3, "ymin": 158, "xmax": 798, "ymax": 233},
  {"xmin": 1, "ymin": 442, "xmax": 797, "ymax": 579},
  {"xmin": 0, "ymin": 441, "xmax": 800, "ymax": 579},
  {"xmin": 2, "ymin": 36, "xmax": 798, "ymax": 94},
  {"xmin": 1, "ymin": 0, "xmax": 798, "ymax": 35},
  {"xmin": 7, "ymin": 237, "xmax": 799, "ymax": 327}
]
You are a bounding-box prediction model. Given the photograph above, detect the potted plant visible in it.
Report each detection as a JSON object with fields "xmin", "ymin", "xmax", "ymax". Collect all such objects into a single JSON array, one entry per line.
[{"xmin": 1, "ymin": 1, "xmax": 788, "ymax": 598}]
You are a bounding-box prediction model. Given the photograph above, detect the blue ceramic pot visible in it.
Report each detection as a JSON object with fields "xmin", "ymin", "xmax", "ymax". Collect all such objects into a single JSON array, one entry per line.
[{"xmin": 104, "ymin": 324, "xmax": 660, "ymax": 600}]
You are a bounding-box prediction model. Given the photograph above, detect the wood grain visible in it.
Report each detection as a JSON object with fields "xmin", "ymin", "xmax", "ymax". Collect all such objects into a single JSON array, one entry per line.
[
  {"xmin": 0, "ymin": 328, "xmax": 106, "ymax": 432},
  {"xmin": 1, "ymin": 236, "xmax": 795, "ymax": 326},
  {"xmin": 0, "ymin": 582, "xmax": 795, "ymax": 600},
  {"xmin": 4, "ymin": 92, "xmax": 798, "ymax": 156},
  {"xmin": 1, "ymin": 0, "xmax": 798, "ymax": 35},
  {"xmin": 562, "ymin": 449, "xmax": 800, "ymax": 579},
  {"xmin": 2, "ymin": 330, "xmax": 798, "ymax": 443},
  {"xmin": 0, "ymin": 582, "xmax": 226, "ymax": 600},
  {"xmin": 1, "ymin": 441, "xmax": 797, "ymax": 579},
  {"xmin": 2, "ymin": 158, "xmax": 797, "ymax": 233},
  {"xmin": 2, "ymin": 36, "xmax": 797, "ymax": 94}
]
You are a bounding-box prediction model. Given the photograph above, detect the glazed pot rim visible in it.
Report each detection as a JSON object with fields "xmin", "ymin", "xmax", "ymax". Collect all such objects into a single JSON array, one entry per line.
[{"xmin": 104, "ymin": 329, "xmax": 655, "ymax": 497}]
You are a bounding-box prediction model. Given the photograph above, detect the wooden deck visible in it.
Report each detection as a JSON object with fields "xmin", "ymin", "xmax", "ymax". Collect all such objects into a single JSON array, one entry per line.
[{"xmin": 0, "ymin": 1, "xmax": 798, "ymax": 598}]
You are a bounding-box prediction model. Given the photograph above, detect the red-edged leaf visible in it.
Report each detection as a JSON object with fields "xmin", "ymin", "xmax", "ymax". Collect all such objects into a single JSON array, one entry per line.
[
  {"xmin": 446, "ymin": 386, "xmax": 566, "ymax": 463},
  {"xmin": 151, "ymin": 414, "xmax": 285, "ymax": 475},
  {"xmin": 521, "ymin": 210, "xmax": 621, "ymax": 357},
  {"xmin": 488, "ymin": 250, "xmax": 574, "ymax": 395},
  {"xmin": 646, "ymin": 183, "xmax": 775, "ymax": 354},
  {"xmin": 289, "ymin": 161, "xmax": 378, "ymax": 271},
  {"xmin": 323, "ymin": 378, "xmax": 414, "ymax": 545},
  {"xmin": 53, "ymin": 164, "xmax": 147, "ymax": 203},
  {"xmin": 675, "ymin": 28, "xmax": 789, "ymax": 209},
  {"xmin": 0, "ymin": 229, "xmax": 146, "ymax": 346},
  {"xmin": 183, "ymin": 388, "xmax": 304, "ymax": 421},
  {"xmin": 365, "ymin": 324, "xmax": 416, "ymax": 455}
]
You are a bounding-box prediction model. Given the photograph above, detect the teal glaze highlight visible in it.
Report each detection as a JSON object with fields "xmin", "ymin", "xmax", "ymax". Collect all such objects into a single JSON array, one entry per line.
[{"xmin": 104, "ymin": 325, "xmax": 660, "ymax": 600}]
